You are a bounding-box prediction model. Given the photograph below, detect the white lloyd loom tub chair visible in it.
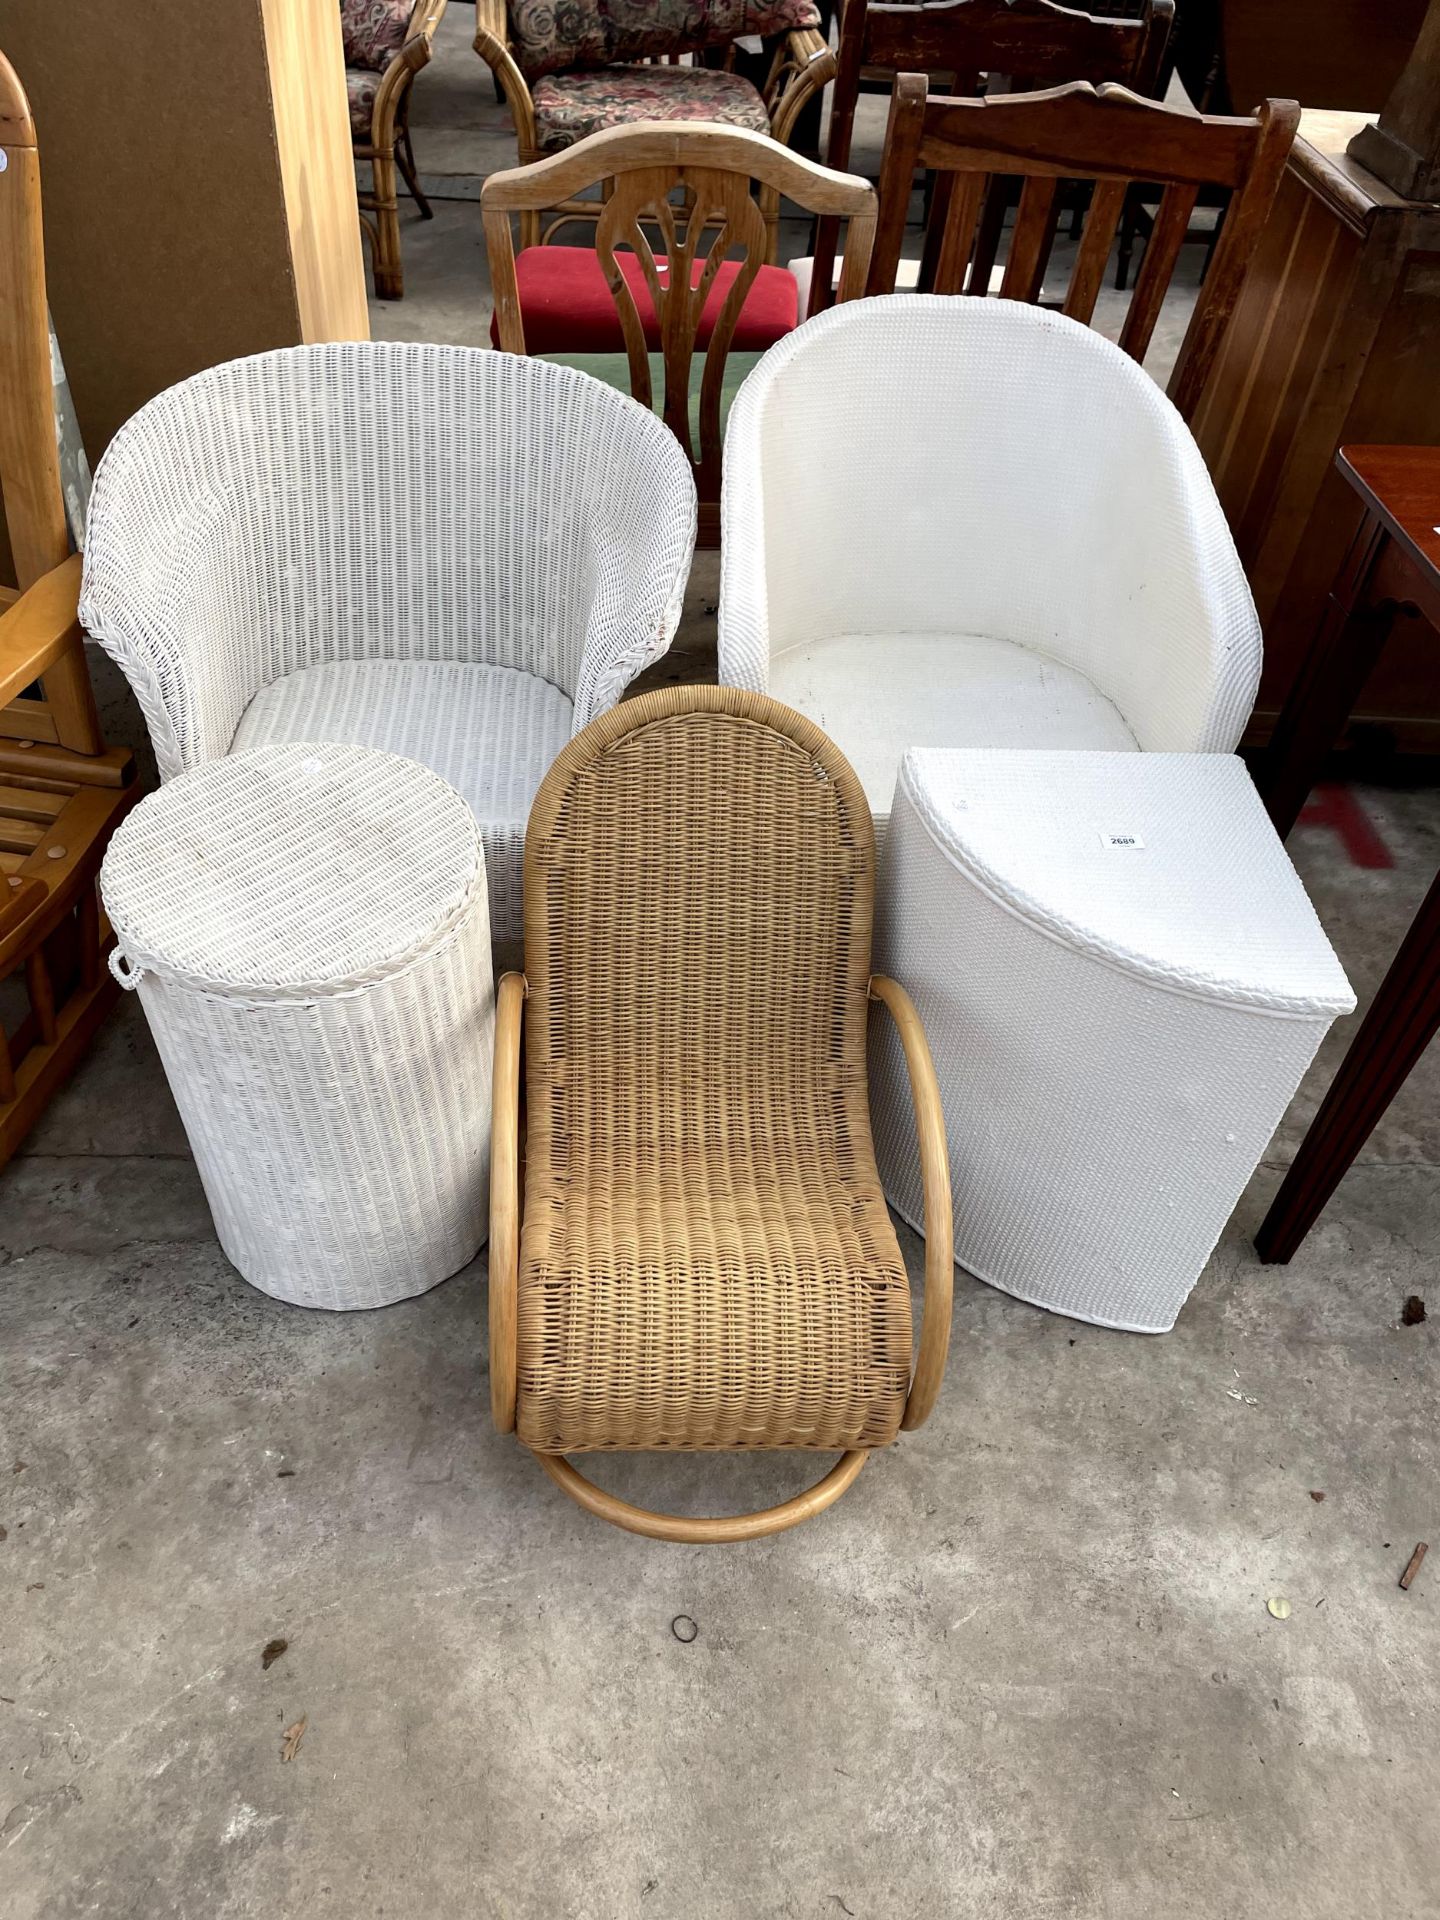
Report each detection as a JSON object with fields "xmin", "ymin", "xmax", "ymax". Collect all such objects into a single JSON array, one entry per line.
[
  {"xmin": 717, "ymin": 296, "xmax": 1261, "ymax": 823},
  {"xmin": 79, "ymin": 343, "xmax": 697, "ymax": 950}
]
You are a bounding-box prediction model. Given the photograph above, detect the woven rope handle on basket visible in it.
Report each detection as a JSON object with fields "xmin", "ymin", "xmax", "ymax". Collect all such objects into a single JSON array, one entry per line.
[{"xmin": 108, "ymin": 946, "xmax": 143, "ymax": 990}]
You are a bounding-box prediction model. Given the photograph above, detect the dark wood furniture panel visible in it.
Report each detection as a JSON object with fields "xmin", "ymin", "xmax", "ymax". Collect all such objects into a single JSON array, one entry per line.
[{"xmin": 1256, "ymin": 446, "xmax": 1440, "ymax": 1260}]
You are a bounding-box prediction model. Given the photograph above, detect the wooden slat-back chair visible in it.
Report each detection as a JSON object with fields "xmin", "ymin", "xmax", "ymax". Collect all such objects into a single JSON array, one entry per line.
[
  {"xmin": 809, "ymin": 0, "xmax": 1173, "ymax": 313},
  {"xmin": 489, "ymin": 688, "xmax": 953, "ymax": 1543},
  {"xmin": 0, "ymin": 50, "xmax": 137, "ymax": 1167},
  {"xmin": 870, "ymin": 77, "xmax": 1298, "ymax": 422},
  {"xmin": 484, "ymin": 124, "xmax": 877, "ymax": 546}
]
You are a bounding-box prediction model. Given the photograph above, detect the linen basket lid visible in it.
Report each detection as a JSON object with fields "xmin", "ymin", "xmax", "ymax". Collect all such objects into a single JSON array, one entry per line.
[
  {"xmin": 897, "ymin": 749, "xmax": 1355, "ymax": 1018},
  {"xmin": 100, "ymin": 743, "xmax": 486, "ymax": 998}
]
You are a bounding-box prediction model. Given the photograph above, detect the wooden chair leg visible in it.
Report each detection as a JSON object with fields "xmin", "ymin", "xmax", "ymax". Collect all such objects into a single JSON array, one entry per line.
[
  {"xmin": 395, "ymin": 104, "xmax": 432, "ymax": 219},
  {"xmin": 534, "ymin": 1449, "xmax": 870, "ymax": 1544},
  {"xmin": 371, "ymin": 152, "xmax": 403, "ymax": 300},
  {"xmin": 1256, "ymin": 869, "xmax": 1440, "ymax": 1264}
]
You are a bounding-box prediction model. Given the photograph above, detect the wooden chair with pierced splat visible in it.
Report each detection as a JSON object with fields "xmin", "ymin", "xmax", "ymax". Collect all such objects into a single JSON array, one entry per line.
[
  {"xmin": 0, "ymin": 49, "xmax": 138, "ymax": 1167},
  {"xmin": 483, "ymin": 122, "xmax": 877, "ymax": 546},
  {"xmin": 475, "ymin": 0, "xmax": 837, "ymax": 253}
]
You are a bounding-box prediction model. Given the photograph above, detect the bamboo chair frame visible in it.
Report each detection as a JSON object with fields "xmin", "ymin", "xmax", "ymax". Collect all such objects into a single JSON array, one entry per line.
[
  {"xmin": 809, "ymin": 0, "xmax": 1173, "ymax": 315},
  {"xmin": 353, "ymin": 0, "xmax": 449, "ymax": 299},
  {"xmin": 484, "ymin": 122, "xmax": 876, "ymax": 546},
  {"xmin": 475, "ymin": 0, "xmax": 838, "ymax": 254},
  {"xmin": 489, "ymin": 688, "xmax": 953, "ymax": 1544},
  {"xmin": 870, "ymin": 77, "xmax": 1298, "ymax": 423},
  {"xmin": 0, "ymin": 49, "xmax": 137, "ymax": 1168}
]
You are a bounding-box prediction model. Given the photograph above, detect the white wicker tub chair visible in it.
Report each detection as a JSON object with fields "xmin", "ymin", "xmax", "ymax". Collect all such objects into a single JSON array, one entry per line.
[
  {"xmin": 79, "ymin": 343, "xmax": 697, "ymax": 951},
  {"xmin": 717, "ymin": 296, "xmax": 1261, "ymax": 823}
]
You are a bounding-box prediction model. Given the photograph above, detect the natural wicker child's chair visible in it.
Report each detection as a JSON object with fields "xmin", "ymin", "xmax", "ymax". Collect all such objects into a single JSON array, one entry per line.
[{"xmin": 489, "ymin": 687, "xmax": 953, "ymax": 1542}]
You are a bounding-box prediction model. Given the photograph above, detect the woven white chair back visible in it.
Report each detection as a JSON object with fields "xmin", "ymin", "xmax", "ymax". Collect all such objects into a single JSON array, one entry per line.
[
  {"xmin": 720, "ymin": 295, "xmax": 1261, "ymax": 753},
  {"xmin": 81, "ymin": 342, "xmax": 697, "ymax": 775}
]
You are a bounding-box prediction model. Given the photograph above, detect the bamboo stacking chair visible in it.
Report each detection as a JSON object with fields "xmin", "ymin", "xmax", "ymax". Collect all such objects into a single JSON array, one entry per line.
[
  {"xmin": 0, "ymin": 50, "xmax": 137, "ymax": 1168},
  {"xmin": 475, "ymin": 0, "xmax": 836, "ymax": 252},
  {"xmin": 870, "ymin": 77, "xmax": 1297, "ymax": 421},
  {"xmin": 346, "ymin": 0, "xmax": 449, "ymax": 300},
  {"xmin": 484, "ymin": 123, "xmax": 876, "ymax": 545},
  {"xmin": 805, "ymin": 0, "xmax": 1172, "ymax": 315},
  {"xmin": 489, "ymin": 687, "xmax": 953, "ymax": 1543}
]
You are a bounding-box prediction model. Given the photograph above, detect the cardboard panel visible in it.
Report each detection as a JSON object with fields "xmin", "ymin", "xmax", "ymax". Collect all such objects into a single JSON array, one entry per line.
[{"xmin": 0, "ymin": 0, "xmax": 370, "ymax": 586}]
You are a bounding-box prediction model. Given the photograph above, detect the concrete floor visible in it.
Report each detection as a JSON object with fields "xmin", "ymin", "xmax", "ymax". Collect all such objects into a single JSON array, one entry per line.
[{"xmin": 4, "ymin": 17, "xmax": 1439, "ymax": 1919}]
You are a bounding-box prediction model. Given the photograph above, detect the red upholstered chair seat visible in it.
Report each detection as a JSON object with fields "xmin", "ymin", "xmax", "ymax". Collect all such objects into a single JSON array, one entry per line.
[{"xmin": 492, "ymin": 245, "xmax": 799, "ymax": 354}]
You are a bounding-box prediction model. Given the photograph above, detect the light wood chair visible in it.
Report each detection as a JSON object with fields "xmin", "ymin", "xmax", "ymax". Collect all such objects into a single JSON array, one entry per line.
[
  {"xmin": 347, "ymin": 0, "xmax": 448, "ymax": 299},
  {"xmin": 489, "ymin": 687, "xmax": 953, "ymax": 1543},
  {"xmin": 475, "ymin": 0, "xmax": 836, "ymax": 251},
  {"xmin": 870, "ymin": 76, "xmax": 1297, "ymax": 421},
  {"xmin": 484, "ymin": 122, "xmax": 876, "ymax": 545},
  {"xmin": 0, "ymin": 49, "xmax": 138, "ymax": 1168},
  {"xmin": 807, "ymin": 0, "xmax": 1173, "ymax": 314}
]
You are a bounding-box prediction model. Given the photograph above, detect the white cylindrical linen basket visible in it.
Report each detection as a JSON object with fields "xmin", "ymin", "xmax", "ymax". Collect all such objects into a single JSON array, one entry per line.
[
  {"xmin": 871, "ymin": 750, "xmax": 1355, "ymax": 1333},
  {"xmin": 100, "ymin": 744, "xmax": 495, "ymax": 1309}
]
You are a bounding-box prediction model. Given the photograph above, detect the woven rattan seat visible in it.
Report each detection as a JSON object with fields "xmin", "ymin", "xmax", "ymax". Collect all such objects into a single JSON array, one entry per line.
[{"xmin": 490, "ymin": 687, "xmax": 953, "ymax": 1541}]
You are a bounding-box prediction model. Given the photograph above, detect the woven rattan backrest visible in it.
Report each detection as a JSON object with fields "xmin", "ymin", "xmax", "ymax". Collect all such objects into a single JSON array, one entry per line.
[{"xmin": 523, "ymin": 687, "xmax": 877, "ymax": 1168}]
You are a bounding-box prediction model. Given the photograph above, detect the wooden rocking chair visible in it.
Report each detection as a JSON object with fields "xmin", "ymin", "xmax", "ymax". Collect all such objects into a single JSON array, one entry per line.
[
  {"xmin": 489, "ymin": 688, "xmax": 953, "ymax": 1542},
  {"xmin": 0, "ymin": 50, "xmax": 137, "ymax": 1167}
]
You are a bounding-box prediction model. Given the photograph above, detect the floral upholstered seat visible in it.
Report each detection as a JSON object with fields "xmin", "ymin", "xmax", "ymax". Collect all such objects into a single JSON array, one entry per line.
[
  {"xmin": 477, "ymin": 0, "xmax": 833, "ymax": 252},
  {"xmin": 509, "ymin": 0, "xmax": 822, "ymax": 76},
  {"xmin": 531, "ymin": 63, "xmax": 772, "ymax": 154}
]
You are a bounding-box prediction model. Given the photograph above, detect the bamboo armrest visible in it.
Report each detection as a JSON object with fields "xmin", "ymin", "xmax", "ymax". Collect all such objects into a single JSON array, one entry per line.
[
  {"xmin": 786, "ymin": 25, "xmax": 832, "ymax": 63},
  {"xmin": 489, "ymin": 970, "xmax": 526, "ymax": 1433},
  {"xmin": 372, "ymin": 34, "xmax": 434, "ymax": 132},
  {"xmin": 869, "ymin": 974, "xmax": 953, "ymax": 1429},
  {"xmin": 474, "ymin": 0, "xmax": 508, "ymax": 40},
  {"xmin": 0, "ymin": 555, "xmax": 83, "ymax": 712},
  {"xmin": 770, "ymin": 29, "xmax": 838, "ymax": 152},
  {"xmin": 396, "ymin": 31, "xmax": 436, "ymax": 75}
]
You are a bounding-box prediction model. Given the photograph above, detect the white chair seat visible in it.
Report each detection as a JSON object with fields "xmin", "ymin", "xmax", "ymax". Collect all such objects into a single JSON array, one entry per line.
[
  {"xmin": 232, "ymin": 658, "xmax": 573, "ymax": 949},
  {"xmin": 719, "ymin": 301, "xmax": 1263, "ymax": 760},
  {"xmin": 768, "ymin": 632, "xmax": 1138, "ymax": 819},
  {"xmin": 81, "ymin": 344, "xmax": 697, "ymax": 963}
]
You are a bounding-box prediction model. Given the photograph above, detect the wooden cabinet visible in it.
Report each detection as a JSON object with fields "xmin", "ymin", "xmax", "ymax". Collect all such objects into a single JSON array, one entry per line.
[{"xmin": 1190, "ymin": 110, "xmax": 1440, "ymax": 750}]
